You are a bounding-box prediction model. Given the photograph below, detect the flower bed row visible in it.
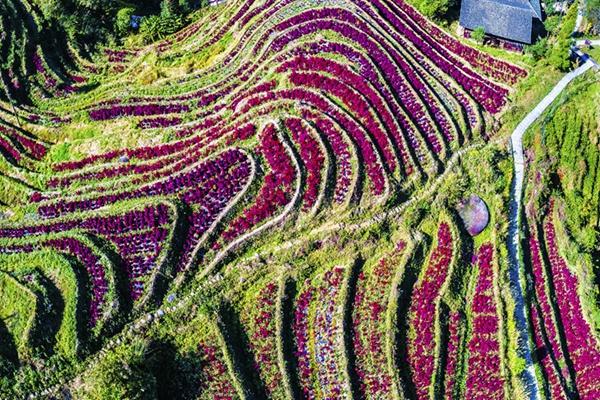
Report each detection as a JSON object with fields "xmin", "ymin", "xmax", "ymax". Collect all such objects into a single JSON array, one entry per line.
[
  {"xmin": 285, "ymin": 118, "xmax": 325, "ymax": 211},
  {"xmin": 407, "ymin": 222, "xmax": 454, "ymax": 399},
  {"xmin": 89, "ymin": 103, "xmax": 190, "ymax": 121},
  {"xmin": 352, "ymin": 241, "xmax": 407, "ymax": 398},
  {"xmin": 197, "ymin": 341, "xmax": 239, "ymax": 399},
  {"xmin": 443, "ymin": 311, "xmax": 463, "ymax": 399},
  {"xmin": 0, "ymin": 134, "xmax": 22, "ymax": 162},
  {"xmin": 0, "ymin": 203, "xmax": 171, "ymax": 238},
  {"xmin": 301, "ymin": 110, "xmax": 354, "ymax": 203},
  {"xmin": 241, "ymin": 88, "xmax": 386, "ymax": 195},
  {"xmin": 293, "ymin": 265, "xmax": 351, "ymax": 399},
  {"xmin": 543, "ymin": 208, "xmax": 600, "ymax": 400},
  {"xmin": 464, "ymin": 243, "xmax": 505, "ymax": 400},
  {"xmin": 527, "ymin": 229, "xmax": 572, "ymax": 395},
  {"xmin": 222, "ymin": 124, "xmax": 296, "ymax": 241},
  {"xmin": 0, "ymin": 125, "xmax": 46, "ymax": 160},
  {"xmin": 0, "ymin": 203, "xmax": 175, "ymax": 302},
  {"xmin": 137, "ymin": 116, "xmax": 182, "ymax": 129},
  {"xmin": 529, "ymin": 302, "xmax": 568, "ymax": 399},
  {"xmin": 40, "ymin": 148, "xmax": 250, "ymax": 217},
  {"xmin": 175, "ymin": 153, "xmax": 253, "ymax": 271},
  {"xmin": 238, "ymin": 280, "xmax": 286, "ymax": 398}
]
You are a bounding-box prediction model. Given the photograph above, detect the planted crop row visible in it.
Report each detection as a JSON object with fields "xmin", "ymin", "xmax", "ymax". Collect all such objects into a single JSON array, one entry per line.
[
  {"xmin": 406, "ymin": 222, "xmax": 455, "ymax": 399},
  {"xmin": 464, "ymin": 243, "xmax": 505, "ymax": 400},
  {"xmin": 541, "ymin": 205, "xmax": 600, "ymax": 400},
  {"xmin": 351, "ymin": 241, "xmax": 408, "ymax": 399}
]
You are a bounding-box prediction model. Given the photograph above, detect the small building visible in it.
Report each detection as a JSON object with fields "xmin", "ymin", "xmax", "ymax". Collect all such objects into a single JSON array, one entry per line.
[{"xmin": 459, "ymin": 0, "xmax": 543, "ymax": 45}]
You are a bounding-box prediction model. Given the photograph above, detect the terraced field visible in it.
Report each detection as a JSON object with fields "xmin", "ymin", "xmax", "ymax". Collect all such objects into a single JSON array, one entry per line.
[
  {"xmin": 0, "ymin": 0, "xmax": 599, "ymax": 398},
  {"xmin": 521, "ymin": 73, "xmax": 600, "ymax": 400}
]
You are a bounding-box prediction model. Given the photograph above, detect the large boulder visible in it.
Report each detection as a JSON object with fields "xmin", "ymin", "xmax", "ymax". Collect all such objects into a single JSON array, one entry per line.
[{"xmin": 457, "ymin": 194, "xmax": 489, "ymax": 236}]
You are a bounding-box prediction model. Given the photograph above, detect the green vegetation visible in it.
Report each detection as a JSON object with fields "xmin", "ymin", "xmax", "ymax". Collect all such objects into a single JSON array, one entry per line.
[
  {"xmin": 73, "ymin": 338, "xmax": 158, "ymax": 400},
  {"xmin": 37, "ymin": 0, "xmax": 197, "ymax": 46},
  {"xmin": 525, "ymin": 2, "xmax": 578, "ymax": 71},
  {"xmin": 0, "ymin": 251, "xmax": 80, "ymax": 359},
  {"xmin": 0, "ymin": 0, "xmax": 204, "ymax": 102},
  {"xmin": 115, "ymin": 8, "xmax": 136, "ymax": 37},
  {"xmin": 525, "ymin": 74, "xmax": 600, "ymax": 250},
  {"xmin": 471, "ymin": 26, "xmax": 486, "ymax": 44},
  {"xmin": 522, "ymin": 73, "xmax": 600, "ymax": 377},
  {"xmin": 407, "ymin": 0, "xmax": 456, "ymax": 19},
  {"xmin": 586, "ymin": 0, "xmax": 600, "ymax": 34},
  {"xmin": 0, "ymin": 272, "xmax": 36, "ymax": 358},
  {"xmin": 525, "ymin": 37, "xmax": 549, "ymax": 61},
  {"xmin": 138, "ymin": 1, "xmax": 187, "ymax": 44}
]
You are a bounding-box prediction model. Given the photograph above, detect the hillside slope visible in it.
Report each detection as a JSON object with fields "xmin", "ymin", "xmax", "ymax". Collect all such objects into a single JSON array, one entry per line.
[{"xmin": 0, "ymin": 0, "xmax": 598, "ymax": 398}]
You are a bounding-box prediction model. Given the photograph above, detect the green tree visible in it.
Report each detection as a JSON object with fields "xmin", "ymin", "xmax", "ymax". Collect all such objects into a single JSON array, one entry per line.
[
  {"xmin": 140, "ymin": 14, "xmax": 162, "ymax": 43},
  {"xmin": 139, "ymin": 0, "xmax": 186, "ymax": 43},
  {"xmin": 161, "ymin": 0, "xmax": 179, "ymax": 17},
  {"xmin": 178, "ymin": 0, "xmax": 193, "ymax": 13},
  {"xmin": 547, "ymin": 3, "xmax": 578, "ymax": 71},
  {"xmin": 115, "ymin": 7, "xmax": 135, "ymax": 37},
  {"xmin": 545, "ymin": 0, "xmax": 557, "ymax": 14},
  {"xmin": 544, "ymin": 15, "xmax": 561, "ymax": 34}
]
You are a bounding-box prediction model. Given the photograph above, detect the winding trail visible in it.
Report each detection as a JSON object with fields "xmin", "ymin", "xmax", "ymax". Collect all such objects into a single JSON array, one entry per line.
[{"xmin": 507, "ymin": 59, "xmax": 594, "ymax": 400}]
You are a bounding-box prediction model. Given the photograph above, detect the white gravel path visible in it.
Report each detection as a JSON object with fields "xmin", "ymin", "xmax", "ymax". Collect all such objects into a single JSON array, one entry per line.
[{"xmin": 577, "ymin": 39, "xmax": 600, "ymax": 46}]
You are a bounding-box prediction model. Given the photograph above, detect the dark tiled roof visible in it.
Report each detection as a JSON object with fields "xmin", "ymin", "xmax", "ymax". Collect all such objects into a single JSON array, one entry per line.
[
  {"xmin": 527, "ymin": 0, "xmax": 543, "ymax": 19},
  {"xmin": 459, "ymin": 0, "xmax": 542, "ymax": 44}
]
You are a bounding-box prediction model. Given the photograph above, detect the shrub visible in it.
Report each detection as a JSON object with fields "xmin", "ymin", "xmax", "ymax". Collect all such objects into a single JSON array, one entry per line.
[
  {"xmin": 139, "ymin": 15, "xmax": 162, "ymax": 43},
  {"xmin": 74, "ymin": 338, "xmax": 157, "ymax": 400},
  {"xmin": 525, "ymin": 37, "xmax": 549, "ymax": 61},
  {"xmin": 547, "ymin": 2, "xmax": 578, "ymax": 71},
  {"xmin": 409, "ymin": 0, "xmax": 456, "ymax": 19},
  {"xmin": 115, "ymin": 7, "xmax": 135, "ymax": 37},
  {"xmin": 547, "ymin": 38, "xmax": 573, "ymax": 71},
  {"xmin": 139, "ymin": 13, "xmax": 185, "ymax": 44},
  {"xmin": 178, "ymin": 0, "xmax": 202, "ymax": 13},
  {"xmin": 471, "ymin": 26, "xmax": 486, "ymax": 44},
  {"xmin": 161, "ymin": 0, "xmax": 179, "ymax": 17},
  {"xmin": 544, "ymin": 15, "xmax": 561, "ymax": 35}
]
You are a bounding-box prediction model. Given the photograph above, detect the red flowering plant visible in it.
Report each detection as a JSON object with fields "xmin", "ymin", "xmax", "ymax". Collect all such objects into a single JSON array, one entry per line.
[
  {"xmin": 407, "ymin": 223, "xmax": 454, "ymax": 399},
  {"xmin": 352, "ymin": 241, "xmax": 407, "ymax": 398}
]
